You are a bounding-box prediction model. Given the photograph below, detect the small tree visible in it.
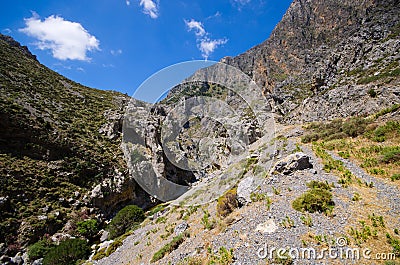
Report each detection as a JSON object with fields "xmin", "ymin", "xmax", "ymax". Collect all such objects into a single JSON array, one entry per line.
[
  {"xmin": 42, "ymin": 238, "xmax": 90, "ymax": 265},
  {"xmin": 76, "ymin": 219, "xmax": 99, "ymax": 239},
  {"xmin": 108, "ymin": 205, "xmax": 145, "ymax": 239},
  {"xmin": 28, "ymin": 239, "xmax": 53, "ymax": 261}
]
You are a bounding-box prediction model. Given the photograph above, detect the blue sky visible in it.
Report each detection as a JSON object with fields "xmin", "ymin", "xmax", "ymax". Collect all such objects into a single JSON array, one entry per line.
[{"xmin": 0, "ymin": 0, "xmax": 292, "ymax": 102}]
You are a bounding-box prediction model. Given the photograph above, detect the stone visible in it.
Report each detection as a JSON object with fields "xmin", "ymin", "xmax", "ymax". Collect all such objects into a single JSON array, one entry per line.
[
  {"xmin": 237, "ymin": 177, "xmax": 255, "ymax": 205},
  {"xmin": 174, "ymin": 222, "xmax": 189, "ymax": 235},
  {"xmin": 100, "ymin": 230, "xmax": 110, "ymax": 242},
  {"xmin": 272, "ymin": 152, "xmax": 313, "ymax": 175},
  {"xmin": 32, "ymin": 258, "xmax": 43, "ymax": 265},
  {"xmin": 255, "ymin": 219, "xmax": 278, "ymax": 234},
  {"xmin": 10, "ymin": 252, "xmax": 23, "ymax": 265}
]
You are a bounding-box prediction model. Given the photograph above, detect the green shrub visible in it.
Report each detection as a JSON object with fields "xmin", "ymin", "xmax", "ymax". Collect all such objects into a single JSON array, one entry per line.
[
  {"xmin": 216, "ymin": 188, "xmax": 238, "ymax": 217},
  {"xmin": 292, "ymin": 181, "xmax": 334, "ymax": 214},
  {"xmin": 369, "ymin": 121, "xmax": 400, "ymax": 142},
  {"xmin": 108, "ymin": 205, "xmax": 145, "ymax": 239},
  {"xmin": 28, "ymin": 239, "xmax": 53, "ymax": 261},
  {"xmin": 77, "ymin": 219, "xmax": 99, "ymax": 239},
  {"xmin": 306, "ymin": 180, "xmax": 332, "ymax": 190},
  {"xmin": 374, "ymin": 104, "xmax": 400, "ymax": 119},
  {"xmin": 302, "ymin": 117, "xmax": 369, "ymax": 143},
  {"xmin": 201, "ymin": 210, "xmax": 215, "ymax": 230},
  {"xmin": 151, "ymin": 232, "xmax": 188, "ymax": 262},
  {"xmin": 42, "ymin": 238, "xmax": 90, "ymax": 265},
  {"xmin": 208, "ymin": 246, "xmax": 234, "ymax": 265},
  {"xmin": 391, "ymin": 174, "xmax": 400, "ymax": 181},
  {"xmin": 381, "ymin": 146, "xmax": 400, "ymax": 163},
  {"xmin": 386, "ymin": 233, "xmax": 400, "ymax": 257},
  {"xmin": 368, "ymin": 88, "xmax": 377, "ymax": 98},
  {"xmin": 92, "ymin": 247, "xmax": 106, "ymax": 261},
  {"xmin": 105, "ymin": 239, "xmax": 123, "ymax": 256}
]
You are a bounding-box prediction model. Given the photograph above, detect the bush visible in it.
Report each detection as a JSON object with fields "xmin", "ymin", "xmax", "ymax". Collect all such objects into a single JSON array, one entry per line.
[
  {"xmin": 368, "ymin": 88, "xmax": 377, "ymax": 98},
  {"xmin": 42, "ymin": 238, "xmax": 90, "ymax": 265},
  {"xmin": 151, "ymin": 232, "xmax": 188, "ymax": 262},
  {"xmin": 369, "ymin": 121, "xmax": 400, "ymax": 142},
  {"xmin": 28, "ymin": 239, "xmax": 53, "ymax": 261},
  {"xmin": 216, "ymin": 188, "xmax": 238, "ymax": 217},
  {"xmin": 381, "ymin": 146, "xmax": 400, "ymax": 163},
  {"xmin": 76, "ymin": 219, "xmax": 99, "ymax": 239},
  {"xmin": 306, "ymin": 180, "xmax": 332, "ymax": 191},
  {"xmin": 392, "ymin": 174, "xmax": 400, "ymax": 181},
  {"xmin": 301, "ymin": 117, "xmax": 369, "ymax": 143},
  {"xmin": 108, "ymin": 205, "xmax": 145, "ymax": 239},
  {"xmin": 292, "ymin": 181, "xmax": 334, "ymax": 214},
  {"xmin": 386, "ymin": 233, "xmax": 400, "ymax": 257}
]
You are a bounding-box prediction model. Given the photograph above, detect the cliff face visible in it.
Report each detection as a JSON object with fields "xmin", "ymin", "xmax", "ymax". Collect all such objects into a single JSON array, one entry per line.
[{"xmin": 222, "ymin": 0, "xmax": 400, "ymax": 122}]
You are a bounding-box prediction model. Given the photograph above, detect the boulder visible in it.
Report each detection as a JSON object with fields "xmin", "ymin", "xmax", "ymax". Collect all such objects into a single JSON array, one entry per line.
[
  {"xmin": 174, "ymin": 222, "xmax": 189, "ymax": 236},
  {"xmin": 100, "ymin": 230, "xmax": 110, "ymax": 242},
  {"xmin": 237, "ymin": 177, "xmax": 255, "ymax": 205},
  {"xmin": 272, "ymin": 152, "xmax": 312, "ymax": 175}
]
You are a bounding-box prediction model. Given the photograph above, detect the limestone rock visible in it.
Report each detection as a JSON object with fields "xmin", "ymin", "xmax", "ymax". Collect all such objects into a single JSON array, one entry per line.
[
  {"xmin": 237, "ymin": 177, "xmax": 255, "ymax": 205},
  {"xmin": 174, "ymin": 222, "xmax": 189, "ymax": 236},
  {"xmin": 255, "ymin": 219, "xmax": 278, "ymax": 234},
  {"xmin": 272, "ymin": 152, "xmax": 313, "ymax": 175}
]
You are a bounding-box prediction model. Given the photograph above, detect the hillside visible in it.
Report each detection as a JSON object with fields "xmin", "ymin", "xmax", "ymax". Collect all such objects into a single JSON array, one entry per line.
[{"xmin": 0, "ymin": 34, "xmax": 152, "ymax": 257}]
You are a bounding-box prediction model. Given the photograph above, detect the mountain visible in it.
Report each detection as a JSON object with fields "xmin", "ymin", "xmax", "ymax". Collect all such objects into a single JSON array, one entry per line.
[
  {"xmin": 222, "ymin": 0, "xmax": 400, "ymax": 122},
  {"xmin": 0, "ymin": 34, "xmax": 152, "ymax": 254},
  {"xmin": 0, "ymin": 0, "xmax": 400, "ymax": 264}
]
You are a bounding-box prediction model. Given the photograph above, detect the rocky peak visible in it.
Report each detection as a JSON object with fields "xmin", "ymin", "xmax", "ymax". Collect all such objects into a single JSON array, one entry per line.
[
  {"xmin": 221, "ymin": 0, "xmax": 400, "ymax": 123},
  {"xmin": 0, "ymin": 34, "xmax": 37, "ymax": 62}
]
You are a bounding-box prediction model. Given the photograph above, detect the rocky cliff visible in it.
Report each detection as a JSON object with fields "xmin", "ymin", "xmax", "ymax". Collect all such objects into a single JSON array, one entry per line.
[{"xmin": 222, "ymin": 0, "xmax": 400, "ymax": 122}]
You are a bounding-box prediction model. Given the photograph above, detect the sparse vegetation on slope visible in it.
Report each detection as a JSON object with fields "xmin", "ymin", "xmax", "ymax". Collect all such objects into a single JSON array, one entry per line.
[{"xmin": 0, "ymin": 34, "xmax": 141, "ymax": 256}]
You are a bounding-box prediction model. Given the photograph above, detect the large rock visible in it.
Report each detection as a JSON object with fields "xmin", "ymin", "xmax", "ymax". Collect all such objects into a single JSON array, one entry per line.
[
  {"xmin": 174, "ymin": 222, "xmax": 189, "ymax": 236},
  {"xmin": 272, "ymin": 152, "xmax": 312, "ymax": 175},
  {"xmin": 237, "ymin": 177, "xmax": 255, "ymax": 205}
]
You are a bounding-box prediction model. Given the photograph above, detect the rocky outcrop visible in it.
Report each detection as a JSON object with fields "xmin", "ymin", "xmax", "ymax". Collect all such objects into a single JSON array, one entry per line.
[{"xmin": 0, "ymin": 34, "xmax": 37, "ymax": 61}]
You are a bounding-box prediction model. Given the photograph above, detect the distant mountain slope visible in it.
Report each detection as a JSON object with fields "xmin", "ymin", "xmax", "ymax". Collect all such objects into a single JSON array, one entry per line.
[
  {"xmin": 221, "ymin": 0, "xmax": 400, "ymax": 122},
  {"xmin": 0, "ymin": 34, "xmax": 150, "ymax": 252}
]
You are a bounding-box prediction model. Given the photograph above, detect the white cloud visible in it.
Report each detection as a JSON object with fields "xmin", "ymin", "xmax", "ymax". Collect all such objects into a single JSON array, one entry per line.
[
  {"xmin": 126, "ymin": 0, "xmax": 131, "ymax": 6},
  {"xmin": 20, "ymin": 14, "xmax": 99, "ymax": 61},
  {"xmin": 231, "ymin": 0, "xmax": 251, "ymax": 10},
  {"xmin": 185, "ymin": 19, "xmax": 206, "ymax": 37},
  {"xmin": 206, "ymin": 11, "xmax": 221, "ymax": 20},
  {"xmin": 139, "ymin": 0, "xmax": 159, "ymax": 19},
  {"xmin": 2, "ymin": 28, "xmax": 12, "ymax": 34},
  {"xmin": 185, "ymin": 19, "xmax": 228, "ymax": 60},
  {"xmin": 111, "ymin": 49, "xmax": 122, "ymax": 56},
  {"xmin": 199, "ymin": 38, "xmax": 228, "ymax": 59}
]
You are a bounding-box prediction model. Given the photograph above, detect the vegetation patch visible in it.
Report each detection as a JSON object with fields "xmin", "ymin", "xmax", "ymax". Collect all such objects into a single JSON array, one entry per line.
[
  {"xmin": 28, "ymin": 238, "xmax": 53, "ymax": 261},
  {"xmin": 151, "ymin": 232, "xmax": 189, "ymax": 262},
  {"xmin": 292, "ymin": 181, "xmax": 334, "ymax": 215},
  {"xmin": 42, "ymin": 238, "xmax": 90, "ymax": 265},
  {"xmin": 76, "ymin": 219, "xmax": 99, "ymax": 239},
  {"xmin": 216, "ymin": 188, "xmax": 238, "ymax": 217},
  {"xmin": 107, "ymin": 205, "xmax": 145, "ymax": 239}
]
